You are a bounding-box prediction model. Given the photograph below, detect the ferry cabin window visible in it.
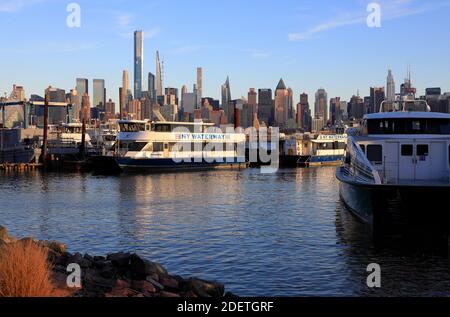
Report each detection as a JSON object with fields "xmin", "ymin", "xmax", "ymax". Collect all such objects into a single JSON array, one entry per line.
[
  {"xmin": 401, "ymin": 144, "xmax": 413, "ymax": 156},
  {"xmin": 417, "ymin": 144, "xmax": 429, "ymax": 156},
  {"xmin": 129, "ymin": 142, "xmax": 147, "ymax": 152},
  {"xmin": 367, "ymin": 118, "xmax": 450, "ymax": 134},
  {"xmin": 120, "ymin": 123, "xmax": 146, "ymax": 132},
  {"xmin": 153, "ymin": 142, "xmax": 164, "ymax": 152},
  {"xmin": 153, "ymin": 124, "xmax": 171, "ymax": 132},
  {"xmin": 366, "ymin": 145, "xmax": 383, "ymax": 164}
]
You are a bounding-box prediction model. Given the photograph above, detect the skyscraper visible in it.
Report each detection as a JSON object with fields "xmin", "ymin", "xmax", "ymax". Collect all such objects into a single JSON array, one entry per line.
[
  {"xmin": 134, "ymin": 30, "xmax": 144, "ymax": 100},
  {"xmin": 148, "ymin": 72, "xmax": 156, "ymax": 101},
  {"xmin": 121, "ymin": 70, "xmax": 129, "ymax": 118},
  {"xmin": 197, "ymin": 67, "xmax": 203, "ymax": 109},
  {"xmin": 93, "ymin": 79, "xmax": 106, "ymax": 111},
  {"xmin": 156, "ymin": 51, "xmax": 163, "ymax": 97},
  {"xmin": 297, "ymin": 93, "xmax": 311, "ymax": 132},
  {"xmin": 221, "ymin": 76, "xmax": 232, "ymax": 109},
  {"xmin": 274, "ymin": 79, "xmax": 289, "ymax": 127},
  {"xmin": 257, "ymin": 89, "xmax": 274, "ymax": 126},
  {"xmin": 315, "ymin": 88, "xmax": 328, "ymax": 128},
  {"xmin": 369, "ymin": 87, "xmax": 385, "ymax": 114},
  {"xmin": 386, "ymin": 69, "xmax": 396, "ymax": 102}
]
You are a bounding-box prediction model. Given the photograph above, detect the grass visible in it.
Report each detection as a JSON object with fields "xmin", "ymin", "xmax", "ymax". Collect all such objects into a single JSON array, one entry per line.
[{"xmin": 0, "ymin": 240, "xmax": 55, "ymax": 297}]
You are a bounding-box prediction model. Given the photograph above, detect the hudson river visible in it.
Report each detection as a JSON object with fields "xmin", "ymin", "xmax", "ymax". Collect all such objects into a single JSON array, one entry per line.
[{"xmin": 1, "ymin": 167, "xmax": 449, "ymax": 296}]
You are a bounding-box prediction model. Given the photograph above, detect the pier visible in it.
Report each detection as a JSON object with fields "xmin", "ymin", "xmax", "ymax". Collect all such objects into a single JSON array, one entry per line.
[{"xmin": 0, "ymin": 163, "xmax": 42, "ymax": 172}]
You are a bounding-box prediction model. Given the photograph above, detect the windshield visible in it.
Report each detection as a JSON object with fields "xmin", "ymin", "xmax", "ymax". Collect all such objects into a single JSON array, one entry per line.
[{"xmin": 119, "ymin": 123, "xmax": 146, "ymax": 132}]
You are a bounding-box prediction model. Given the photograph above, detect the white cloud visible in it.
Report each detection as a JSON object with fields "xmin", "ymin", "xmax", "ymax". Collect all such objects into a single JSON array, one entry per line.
[
  {"xmin": 0, "ymin": 0, "xmax": 44, "ymax": 12},
  {"xmin": 288, "ymin": 0, "xmax": 450, "ymax": 41}
]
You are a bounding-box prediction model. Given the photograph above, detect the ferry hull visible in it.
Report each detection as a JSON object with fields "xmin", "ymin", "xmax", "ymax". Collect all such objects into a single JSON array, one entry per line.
[
  {"xmin": 116, "ymin": 157, "xmax": 248, "ymax": 173},
  {"xmin": 308, "ymin": 155, "xmax": 343, "ymax": 166},
  {"xmin": 337, "ymin": 170, "xmax": 450, "ymax": 237}
]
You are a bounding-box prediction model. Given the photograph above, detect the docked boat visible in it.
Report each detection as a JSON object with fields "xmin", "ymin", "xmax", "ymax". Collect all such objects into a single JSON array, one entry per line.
[
  {"xmin": 113, "ymin": 120, "xmax": 247, "ymax": 172},
  {"xmin": 279, "ymin": 133, "xmax": 346, "ymax": 167},
  {"xmin": 336, "ymin": 101, "xmax": 450, "ymax": 235}
]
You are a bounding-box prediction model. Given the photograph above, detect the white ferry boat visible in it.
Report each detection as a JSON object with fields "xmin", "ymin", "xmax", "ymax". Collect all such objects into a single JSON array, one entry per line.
[
  {"xmin": 114, "ymin": 120, "xmax": 247, "ymax": 172},
  {"xmin": 336, "ymin": 101, "xmax": 450, "ymax": 234},
  {"xmin": 308, "ymin": 134, "xmax": 347, "ymax": 166}
]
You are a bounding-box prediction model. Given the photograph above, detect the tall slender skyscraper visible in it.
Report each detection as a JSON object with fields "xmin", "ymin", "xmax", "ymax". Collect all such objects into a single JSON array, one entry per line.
[
  {"xmin": 121, "ymin": 70, "xmax": 129, "ymax": 117},
  {"xmin": 134, "ymin": 30, "xmax": 144, "ymax": 99},
  {"xmin": 197, "ymin": 67, "xmax": 203, "ymax": 109},
  {"xmin": 221, "ymin": 76, "xmax": 231, "ymax": 108},
  {"xmin": 386, "ymin": 69, "xmax": 396, "ymax": 102},
  {"xmin": 156, "ymin": 51, "xmax": 163, "ymax": 97},
  {"xmin": 148, "ymin": 72, "xmax": 156, "ymax": 101},
  {"xmin": 274, "ymin": 78, "xmax": 289, "ymax": 127}
]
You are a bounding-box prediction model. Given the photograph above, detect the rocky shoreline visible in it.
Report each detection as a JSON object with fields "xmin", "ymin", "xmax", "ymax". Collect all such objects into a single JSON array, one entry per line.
[{"xmin": 0, "ymin": 226, "xmax": 234, "ymax": 298}]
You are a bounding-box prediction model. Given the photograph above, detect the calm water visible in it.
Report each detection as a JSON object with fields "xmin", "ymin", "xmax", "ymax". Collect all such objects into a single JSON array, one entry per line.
[{"xmin": 1, "ymin": 167, "xmax": 450, "ymax": 296}]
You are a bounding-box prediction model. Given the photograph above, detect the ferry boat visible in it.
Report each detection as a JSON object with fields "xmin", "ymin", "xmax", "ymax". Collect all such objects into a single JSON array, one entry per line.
[
  {"xmin": 336, "ymin": 100, "xmax": 450, "ymax": 235},
  {"xmin": 114, "ymin": 120, "xmax": 247, "ymax": 172},
  {"xmin": 280, "ymin": 133, "xmax": 347, "ymax": 167}
]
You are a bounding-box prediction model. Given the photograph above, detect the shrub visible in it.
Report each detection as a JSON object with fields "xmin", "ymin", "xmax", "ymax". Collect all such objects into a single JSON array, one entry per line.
[{"xmin": 0, "ymin": 240, "xmax": 54, "ymax": 297}]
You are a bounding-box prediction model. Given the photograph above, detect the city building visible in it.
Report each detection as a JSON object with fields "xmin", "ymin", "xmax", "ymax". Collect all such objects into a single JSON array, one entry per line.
[
  {"xmin": 128, "ymin": 99, "xmax": 141, "ymax": 120},
  {"xmin": 93, "ymin": 79, "xmax": 106, "ymax": 111},
  {"xmin": 297, "ymin": 93, "xmax": 311, "ymax": 132},
  {"xmin": 156, "ymin": 51, "xmax": 163, "ymax": 97},
  {"xmin": 45, "ymin": 86, "xmax": 67, "ymax": 124},
  {"xmin": 369, "ymin": 87, "xmax": 385, "ymax": 114},
  {"xmin": 314, "ymin": 88, "xmax": 328, "ymax": 128},
  {"xmin": 104, "ymin": 99, "xmax": 116, "ymax": 121},
  {"xmin": 134, "ymin": 30, "xmax": 144, "ymax": 99},
  {"xmin": 348, "ymin": 94, "xmax": 365, "ymax": 120},
  {"xmin": 197, "ymin": 67, "xmax": 203, "ymax": 109},
  {"xmin": 120, "ymin": 70, "xmax": 129, "ymax": 118},
  {"xmin": 274, "ymin": 79, "xmax": 289, "ymax": 127},
  {"xmin": 148, "ymin": 72, "xmax": 156, "ymax": 102},
  {"xmin": 257, "ymin": 88, "xmax": 274, "ymax": 126},
  {"xmin": 221, "ymin": 76, "xmax": 232, "ymax": 109},
  {"xmin": 386, "ymin": 69, "xmax": 396, "ymax": 103}
]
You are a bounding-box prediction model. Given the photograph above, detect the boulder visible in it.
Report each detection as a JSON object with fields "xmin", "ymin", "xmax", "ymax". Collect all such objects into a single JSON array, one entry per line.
[
  {"xmin": 184, "ymin": 278, "xmax": 224, "ymax": 298},
  {"xmin": 129, "ymin": 254, "xmax": 168, "ymax": 278},
  {"xmin": 130, "ymin": 280, "xmax": 157, "ymax": 294},
  {"xmin": 107, "ymin": 252, "xmax": 131, "ymax": 268},
  {"xmin": 159, "ymin": 291, "xmax": 181, "ymax": 298},
  {"xmin": 145, "ymin": 277, "xmax": 164, "ymax": 290},
  {"xmin": 159, "ymin": 276, "xmax": 179, "ymax": 292}
]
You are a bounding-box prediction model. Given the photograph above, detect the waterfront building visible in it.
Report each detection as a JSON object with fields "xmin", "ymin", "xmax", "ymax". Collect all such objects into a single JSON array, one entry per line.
[
  {"xmin": 315, "ymin": 88, "xmax": 328, "ymax": 128},
  {"xmin": 165, "ymin": 87, "xmax": 179, "ymax": 106},
  {"xmin": 274, "ymin": 79, "xmax": 289, "ymax": 127},
  {"xmin": 312, "ymin": 117, "xmax": 324, "ymax": 133},
  {"xmin": 329, "ymin": 97, "xmax": 341, "ymax": 126},
  {"xmin": 160, "ymin": 104, "xmax": 178, "ymax": 121},
  {"xmin": 156, "ymin": 51, "xmax": 163, "ymax": 97},
  {"xmin": 257, "ymin": 88, "xmax": 274, "ymax": 126},
  {"xmin": 369, "ymin": 87, "xmax": 385, "ymax": 114},
  {"xmin": 76, "ymin": 78, "xmax": 88, "ymax": 119},
  {"xmin": 10, "ymin": 84, "xmax": 25, "ymax": 101},
  {"xmin": 134, "ymin": 30, "xmax": 144, "ymax": 99},
  {"xmin": 81, "ymin": 93, "xmax": 91, "ymax": 122},
  {"xmin": 67, "ymin": 89, "xmax": 79, "ymax": 122},
  {"xmin": 93, "ymin": 79, "xmax": 106, "ymax": 111},
  {"xmin": 140, "ymin": 98, "xmax": 155, "ymax": 120}
]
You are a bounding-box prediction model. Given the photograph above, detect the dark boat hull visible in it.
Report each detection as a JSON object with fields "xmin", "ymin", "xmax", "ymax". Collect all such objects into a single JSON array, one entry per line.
[
  {"xmin": 115, "ymin": 157, "xmax": 248, "ymax": 173},
  {"xmin": 336, "ymin": 169, "xmax": 450, "ymax": 236}
]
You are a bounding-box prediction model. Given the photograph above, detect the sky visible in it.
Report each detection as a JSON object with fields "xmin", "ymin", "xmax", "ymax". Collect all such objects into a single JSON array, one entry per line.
[{"xmin": 1, "ymin": 0, "xmax": 450, "ymax": 110}]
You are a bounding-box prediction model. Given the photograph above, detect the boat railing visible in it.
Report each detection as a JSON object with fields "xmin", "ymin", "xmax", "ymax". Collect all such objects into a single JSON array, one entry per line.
[{"xmin": 343, "ymin": 136, "xmax": 382, "ymax": 184}]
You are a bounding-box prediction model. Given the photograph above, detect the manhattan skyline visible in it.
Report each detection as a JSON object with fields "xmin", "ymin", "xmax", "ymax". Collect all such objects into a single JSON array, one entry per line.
[{"xmin": 1, "ymin": 0, "xmax": 450, "ymax": 106}]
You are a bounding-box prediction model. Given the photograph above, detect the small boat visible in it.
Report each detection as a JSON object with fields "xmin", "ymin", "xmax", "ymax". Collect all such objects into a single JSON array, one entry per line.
[
  {"xmin": 336, "ymin": 100, "xmax": 450, "ymax": 236},
  {"xmin": 113, "ymin": 120, "xmax": 248, "ymax": 172}
]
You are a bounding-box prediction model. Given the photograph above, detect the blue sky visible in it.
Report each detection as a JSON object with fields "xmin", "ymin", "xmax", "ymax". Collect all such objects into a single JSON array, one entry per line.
[{"xmin": 1, "ymin": 0, "xmax": 450, "ymax": 109}]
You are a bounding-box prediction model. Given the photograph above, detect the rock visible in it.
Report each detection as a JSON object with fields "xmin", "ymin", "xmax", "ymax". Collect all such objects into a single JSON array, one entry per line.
[
  {"xmin": 84, "ymin": 253, "xmax": 94, "ymax": 262},
  {"xmin": 115, "ymin": 279, "xmax": 130, "ymax": 289},
  {"xmin": 159, "ymin": 276, "xmax": 179, "ymax": 291},
  {"xmin": 145, "ymin": 277, "xmax": 164, "ymax": 290},
  {"xmin": 159, "ymin": 291, "xmax": 181, "ymax": 298},
  {"xmin": 83, "ymin": 269, "xmax": 115, "ymax": 294},
  {"xmin": 93, "ymin": 256, "xmax": 105, "ymax": 262},
  {"xmin": 129, "ymin": 254, "xmax": 168, "ymax": 278},
  {"xmin": 185, "ymin": 278, "xmax": 224, "ymax": 298},
  {"xmin": 224, "ymin": 291, "xmax": 239, "ymax": 298},
  {"xmin": 107, "ymin": 252, "xmax": 131, "ymax": 267},
  {"xmin": 67, "ymin": 252, "xmax": 91, "ymax": 268},
  {"xmin": 105, "ymin": 288, "xmax": 139, "ymax": 297},
  {"xmin": 131, "ymin": 280, "xmax": 157, "ymax": 294},
  {"xmin": 99, "ymin": 263, "xmax": 116, "ymax": 279}
]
